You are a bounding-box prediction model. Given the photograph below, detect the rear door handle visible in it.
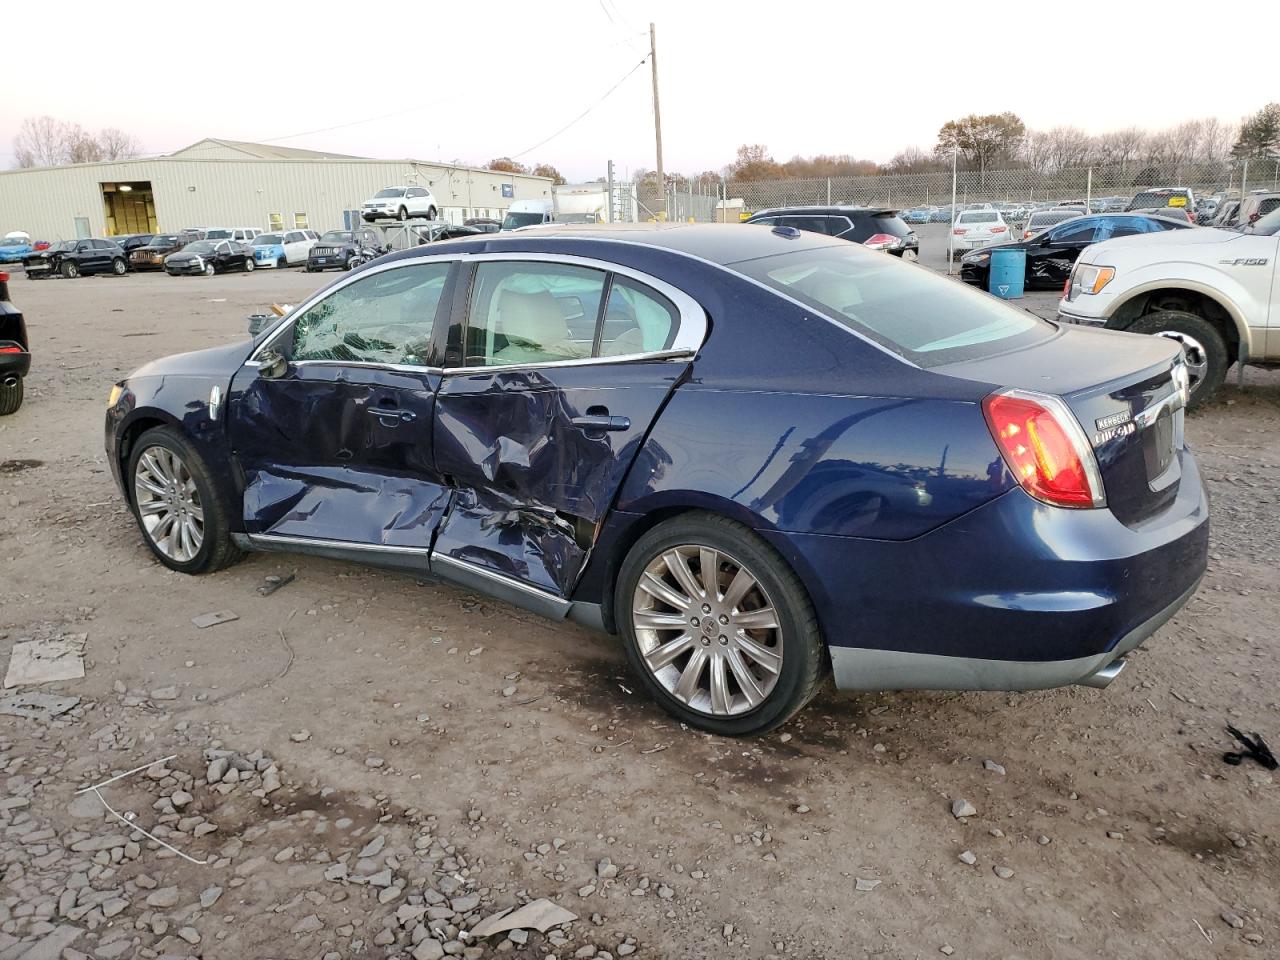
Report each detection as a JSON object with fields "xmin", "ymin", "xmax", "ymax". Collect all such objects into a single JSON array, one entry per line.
[
  {"xmin": 368, "ymin": 407, "xmax": 416, "ymax": 424},
  {"xmin": 571, "ymin": 414, "xmax": 631, "ymax": 432}
]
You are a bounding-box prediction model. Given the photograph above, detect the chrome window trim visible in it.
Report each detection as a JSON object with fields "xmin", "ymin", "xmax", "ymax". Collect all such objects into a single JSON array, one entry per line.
[{"xmin": 453, "ymin": 251, "xmax": 707, "ymax": 365}]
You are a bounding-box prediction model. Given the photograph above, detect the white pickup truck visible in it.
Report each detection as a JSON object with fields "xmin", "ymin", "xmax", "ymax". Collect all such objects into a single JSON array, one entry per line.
[{"xmin": 1058, "ymin": 207, "xmax": 1280, "ymax": 406}]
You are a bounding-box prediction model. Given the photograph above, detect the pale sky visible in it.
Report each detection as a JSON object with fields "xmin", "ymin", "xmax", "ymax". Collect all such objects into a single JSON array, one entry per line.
[{"xmin": 3, "ymin": 0, "xmax": 1271, "ymax": 180}]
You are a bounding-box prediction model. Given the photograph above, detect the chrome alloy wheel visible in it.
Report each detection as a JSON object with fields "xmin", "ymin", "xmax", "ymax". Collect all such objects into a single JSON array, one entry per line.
[
  {"xmin": 631, "ymin": 545, "xmax": 783, "ymax": 716},
  {"xmin": 1154, "ymin": 331, "xmax": 1208, "ymax": 394},
  {"xmin": 133, "ymin": 445, "xmax": 204, "ymax": 562}
]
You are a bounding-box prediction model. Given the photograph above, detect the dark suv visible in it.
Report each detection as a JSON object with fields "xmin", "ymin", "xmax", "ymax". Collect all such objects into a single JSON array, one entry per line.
[
  {"xmin": 22, "ymin": 238, "xmax": 128, "ymax": 279},
  {"xmin": 743, "ymin": 206, "xmax": 920, "ymax": 259},
  {"xmin": 306, "ymin": 227, "xmax": 384, "ymax": 272}
]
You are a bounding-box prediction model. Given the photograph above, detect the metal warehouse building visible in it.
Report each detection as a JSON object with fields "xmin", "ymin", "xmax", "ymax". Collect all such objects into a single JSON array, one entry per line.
[{"xmin": 0, "ymin": 138, "xmax": 554, "ymax": 241}]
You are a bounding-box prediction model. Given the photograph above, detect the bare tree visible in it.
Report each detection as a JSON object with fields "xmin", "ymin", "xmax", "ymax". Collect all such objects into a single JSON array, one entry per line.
[
  {"xmin": 98, "ymin": 127, "xmax": 142, "ymax": 161},
  {"xmin": 1041, "ymin": 126, "xmax": 1095, "ymax": 170},
  {"xmin": 13, "ymin": 116, "xmax": 66, "ymax": 168},
  {"xmin": 1018, "ymin": 131, "xmax": 1055, "ymax": 173},
  {"xmin": 1094, "ymin": 127, "xmax": 1148, "ymax": 169}
]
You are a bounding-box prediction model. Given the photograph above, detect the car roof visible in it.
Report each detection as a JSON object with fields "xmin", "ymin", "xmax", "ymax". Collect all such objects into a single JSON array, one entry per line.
[
  {"xmin": 376, "ymin": 222, "xmax": 845, "ymax": 268},
  {"xmin": 750, "ymin": 206, "xmax": 898, "ymax": 218}
]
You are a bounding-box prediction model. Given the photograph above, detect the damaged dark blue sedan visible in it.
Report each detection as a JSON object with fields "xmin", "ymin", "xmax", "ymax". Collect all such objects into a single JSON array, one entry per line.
[{"xmin": 105, "ymin": 224, "xmax": 1208, "ymax": 735}]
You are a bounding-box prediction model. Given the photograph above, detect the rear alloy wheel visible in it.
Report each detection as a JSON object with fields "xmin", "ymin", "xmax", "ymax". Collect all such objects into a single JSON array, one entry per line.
[
  {"xmin": 618, "ymin": 514, "xmax": 826, "ymax": 735},
  {"xmin": 111, "ymin": 257, "xmax": 127, "ymax": 276},
  {"xmin": 128, "ymin": 427, "xmax": 242, "ymax": 574},
  {"xmin": 0, "ymin": 378, "xmax": 23, "ymax": 416},
  {"xmin": 1128, "ymin": 310, "xmax": 1228, "ymax": 409},
  {"xmin": 61, "ymin": 260, "xmax": 79, "ymax": 279},
  {"xmin": 346, "ymin": 255, "xmax": 359, "ymax": 271}
]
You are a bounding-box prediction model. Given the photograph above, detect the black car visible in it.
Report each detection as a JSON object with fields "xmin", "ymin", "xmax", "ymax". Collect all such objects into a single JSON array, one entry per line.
[
  {"xmin": 743, "ymin": 206, "xmax": 920, "ymax": 260},
  {"xmin": 165, "ymin": 240, "xmax": 255, "ymax": 276},
  {"xmin": 22, "ymin": 238, "xmax": 129, "ymax": 279},
  {"xmin": 960, "ymin": 213, "xmax": 1191, "ymax": 289},
  {"xmin": 306, "ymin": 228, "xmax": 383, "ymax": 272},
  {"xmin": 0, "ymin": 270, "xmax": 29, "ymax": 415}
]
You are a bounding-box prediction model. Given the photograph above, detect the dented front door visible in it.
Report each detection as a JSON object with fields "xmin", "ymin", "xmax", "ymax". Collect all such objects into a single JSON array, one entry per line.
[
  {"xmin": 430, "ymin": 258, "xmax": 692, "ymax": 599},
  {"xmin": 228, "ymin": 260, "xmax": 454, "ymax": 552}
]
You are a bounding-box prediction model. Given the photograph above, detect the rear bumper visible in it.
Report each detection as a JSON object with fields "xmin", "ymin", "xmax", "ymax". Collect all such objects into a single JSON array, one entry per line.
[
  {"xmin": 0, "ymin": 349, "xmax": 30, "ymax": 379},
  {"xmin": 762, "ymin": 447, "xmax": 1209, "ymax": 691}
]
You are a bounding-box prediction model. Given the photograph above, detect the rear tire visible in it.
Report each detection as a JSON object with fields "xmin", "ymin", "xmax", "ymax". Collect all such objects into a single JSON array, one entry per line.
[
  {"xmin": 244, "ymin": 258, "xmax": 255, "ymax": 272},
  {"xmin": 111, "ymin": 257, "xmax": 127, "ymax": 276},
  {"xmin": 0, "ymin": 378, "xmax": 23, "ymax": 416},
  {"xmin": 616, "ymin": 513, "xmax": 826, "ymax": 736},
  {"xmin": 1127, "ymin": 310, "xmax": 1228, "ymax": 409},
  {"xmin": 126, "ymin": 426, "xmax": 243, "ymax": 574}
]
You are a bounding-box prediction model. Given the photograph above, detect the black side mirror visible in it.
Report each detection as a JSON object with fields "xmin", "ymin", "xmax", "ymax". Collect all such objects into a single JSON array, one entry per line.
[{"xmin": 257, "ymin": 348, "xmax": 287, "ymax": 379}]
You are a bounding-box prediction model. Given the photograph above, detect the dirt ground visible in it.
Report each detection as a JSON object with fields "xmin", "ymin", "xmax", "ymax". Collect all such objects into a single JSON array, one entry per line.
[{"xmin": 1, "ymin": 254, "xmax": 1278, "ymax": 960}]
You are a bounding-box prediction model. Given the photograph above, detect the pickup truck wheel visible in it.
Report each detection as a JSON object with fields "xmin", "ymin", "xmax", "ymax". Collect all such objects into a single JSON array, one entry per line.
[
  {"xmin": 1128, "ymin": 310, "xmax": 1227, "ymax": 409},
  {"xmin": 0, "ymin": 378, "xmax": 23, "ymax": 416}
]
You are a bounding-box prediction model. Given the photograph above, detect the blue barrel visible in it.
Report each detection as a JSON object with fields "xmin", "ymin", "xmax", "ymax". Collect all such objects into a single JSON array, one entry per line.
[{"xmin": 987, "ymin": 248, "xmax": 1026, "ymax": 299}]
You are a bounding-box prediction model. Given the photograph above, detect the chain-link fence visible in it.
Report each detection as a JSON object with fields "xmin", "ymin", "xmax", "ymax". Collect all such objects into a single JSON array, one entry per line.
[
  {"xmin": 633, "ymin": 186, "xmax": 719, "ymax": 222},
  {"xmin": 726, "ymin": 159, "xmax": 1280, "ymax": 213}
]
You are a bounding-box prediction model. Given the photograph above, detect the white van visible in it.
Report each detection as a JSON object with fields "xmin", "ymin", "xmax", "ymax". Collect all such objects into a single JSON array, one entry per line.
[{"xmin": 501, "ymin": 199, "xmax": 555, "ymax": 231}]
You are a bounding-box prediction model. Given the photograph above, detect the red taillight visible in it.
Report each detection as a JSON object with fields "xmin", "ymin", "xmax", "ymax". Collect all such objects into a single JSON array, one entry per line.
[
  {"xmin": 863, "ymin": 233, "xmax": 898, "ymax": 250},
  {"xmin": 982, "ymin": 390, "xmax": 1104, "ymax": 508},
  {"xmin": 992, "ymin": 225, "xmax": 1007, "ymax": 233},
  {"xmin": 0, "ymin": 272, "xmax": 8, "ymax": 282},
  {"xmin": 0, "ymin": 346, "xmax": 21, "ymax": 354},
  {"xmin": 953, "ymin": 228, "xmax": 967, "ymax": 235}
]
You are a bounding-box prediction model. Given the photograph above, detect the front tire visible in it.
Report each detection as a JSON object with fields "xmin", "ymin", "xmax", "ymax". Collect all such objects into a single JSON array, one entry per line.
[
  {"xmin": 426, "ymin": 206, "xmax": 437, "ymax": 221},
  {"xmin": 397, "ymin": 206, "xmax": 409, "ymax": 221},
  {"xmin": 346, "ymin": 255, "xmax": 359, "ymax": 271},
  {"xmin": 203, "ymin": 263, "xmax": 216, "ymax": 277},
  {"xmin": 616, "ymin": 513, "xmax": 826, "ymax": 736},
  {"xmin": 127, "ymin": 426, "xmax": 243, "ymax": 574},
  {"xmin": 61, "ymin": 260, "xmax": 79, "ymax": 279},
  {"xmin": 1127, "ymin": 310, "xmax": 1228, "ymax": 409},
  {"xmin": 0, "ymin": 378, "xmax": 23, "ymax": 416}
]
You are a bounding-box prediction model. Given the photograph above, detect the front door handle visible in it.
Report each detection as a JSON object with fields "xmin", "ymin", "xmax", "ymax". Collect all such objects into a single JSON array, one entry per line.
[
  {"xmin": 368, "ymin": 407, "xmax": 416, "ymax": 424},
  {"xmin": 571, "ymin": 414, "xmax": 631, "ymax": 432}
]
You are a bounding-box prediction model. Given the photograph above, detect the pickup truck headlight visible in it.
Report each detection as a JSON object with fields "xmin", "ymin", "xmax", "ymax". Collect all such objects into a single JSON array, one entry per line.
[
  {"xmin": 1073, "ymin": 264, "xmax": 1115, "ymax": 295},
  {"xmin": 107, "ymin": 384, "xmax": 123, "ymax": 408}
]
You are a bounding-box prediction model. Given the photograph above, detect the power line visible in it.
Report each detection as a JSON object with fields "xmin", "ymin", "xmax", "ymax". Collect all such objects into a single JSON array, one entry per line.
[
  {"xmin": 510, "ymin": 56, "xmax": 649, "ymax": 160},
  {"xmin": 259, "ymin": 101, "xmax": 446, "ymax": 144}
]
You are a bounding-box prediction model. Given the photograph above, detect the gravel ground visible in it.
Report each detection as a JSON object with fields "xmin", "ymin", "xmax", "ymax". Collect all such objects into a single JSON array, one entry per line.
[{"xmin": 1, "ymin": 247, "xmax": 1277, "ymax": 960}]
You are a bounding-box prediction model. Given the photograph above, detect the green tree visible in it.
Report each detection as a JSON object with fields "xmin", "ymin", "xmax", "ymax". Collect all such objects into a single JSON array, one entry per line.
[
  {"xmin": 934, "ymin": 112, "xmax": 1026, "ymax": 177},
  {"xmin": 1233, "ymin": 103, "xmax": 1280, "ymax": 159}
]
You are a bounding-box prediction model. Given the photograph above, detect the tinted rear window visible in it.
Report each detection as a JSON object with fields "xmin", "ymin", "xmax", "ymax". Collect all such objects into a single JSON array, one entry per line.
[
  {"xmin": 1126, "ymin": 190, "xmax": 1189, "ymax": 210},
  {"xmin": 733, "ymin": 245, "xmax": 1051, "ymax": 367},
  {"xmin": 958, "ymin": 212, "xmax": 998, "ymax": 223}
]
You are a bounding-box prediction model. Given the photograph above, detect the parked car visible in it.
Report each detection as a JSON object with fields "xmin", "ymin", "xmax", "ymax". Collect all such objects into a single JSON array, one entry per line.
[
  {"xmin": 1236, "ymin": 191, "xmax": 1280, "ymax": 228},
  {"xmin": 204, "ymin": 227, "xmax": 264, "ymax": 244},
  {"xmin": 252, "ymin": 230, "xmax": 317, "ymax": 268},
  {"xmin": 418, "ymin": 223, "xmax": 484, "ymax": 244},
  {"xmin": 130, "ymin": 235, "xmax": 185, "ymax": 271},
  {"xmin": 901, "ymin": 207, "xmax": 933, "ymax": 224},
  {"xmin": 0, "ymin": 270, "xmax": 29, "ymax": 415},
  {"xmin": 104, "ymin": 223, "xmax": 1208, "ymax": 735},
  {"xmin": 23, "ymin": 238, "xmax": 128, "ymax": 279},
  {"xmin": 1020, "ymin": 208, "xmax": 1082, "ymax": 240},
  {"xmin": 0, "ymin": 232, "xmax": 35, "ymax": 264},
  {"xmin": 744, "ymin": 206, "xmax": 920, "ymax": 260},
  {"xmin": 1209, "ymin": 199, "xmax": 1241, "ymax": 229},
  {"xmin": 930, "ymin": 206, "xmax": 954, "ymax": 223},
  {"xmin": 164, "ymin": 240, "xmax": 254, "ymax": 276},
  {"xmin": 362, "ymin": 186, "xmax": 439, "ymax": 222},
  {"xmin": 113, "ymin": 234, "xmax": 154, "ymax": 262},
  {"xmin": 306, "ymin": 228, "xmax": 383, "ymax": 272},
  {"xmin": 1059, "ymin": 206, "xmax": 1280, "ymax": 406},
  {"xmin": 960, "ymin": 213, "xmax": 1191, "ymax": 289},
  {"xmin": 1125, "ymin": 187, "xmax": 1196, "ymax": 215},
  {"xmin": 464, "ymin": 218, "xmax": 502, "ymax": 233},
  {"xmin": 949, "ymin": 209, "xmax": 1009, "ymax": 255}
]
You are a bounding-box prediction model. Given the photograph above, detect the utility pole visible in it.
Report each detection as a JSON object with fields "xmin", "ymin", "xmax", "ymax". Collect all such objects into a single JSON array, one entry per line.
[
  {"xmin": 650, "ymin": 22, "xmax": 665, "ymax": 220},
  {"xmin": 606, "ymin": 159, "xmax": 615, "ymax": 223}
]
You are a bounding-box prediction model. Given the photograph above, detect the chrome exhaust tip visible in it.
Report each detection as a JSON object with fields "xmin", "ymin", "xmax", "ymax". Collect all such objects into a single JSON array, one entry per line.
[
  {"xmin": 1079, "ymin": 658, "xmax": 1126, "ymax": 689},
  {"xmin": 1, "ymin": 375, "xmax": 18, "ymax": 388}
]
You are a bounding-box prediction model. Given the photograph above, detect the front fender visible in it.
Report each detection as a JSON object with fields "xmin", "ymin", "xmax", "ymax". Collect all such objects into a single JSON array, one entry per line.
[{"xmin": 1104, "ymin": 266, "xmax": 1257, "ymax": 355}]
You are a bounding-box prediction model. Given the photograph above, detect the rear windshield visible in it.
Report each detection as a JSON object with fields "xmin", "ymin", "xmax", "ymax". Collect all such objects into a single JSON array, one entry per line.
[
  {"xmin": 1029, "ymin": 212, "xmax": 1076, "ymax": 227},
  {"xmin": 321, "ymin": 231, "xmax": 353, "ymax": 243},
  {"xmin": 1126, "ymin": 190, "xmax": 1189, "ymax": 210},
  {"xmin": 867, "ymin": 213, "xmax": 911, "ymax": 237},
  {"xmin": 733, "ymin": 245, "xmax": 1051, "ymax": 367},
  {"xmin": 958, "ymin": 212, "xmax": 998, "ymax": 223},
  {"xmin": 204, "ymin": 229, "xmax": 232, "ymax": 239},
  {"xmin": 501, "ymin": 212, "xmax": 546, "ymax": 230}
]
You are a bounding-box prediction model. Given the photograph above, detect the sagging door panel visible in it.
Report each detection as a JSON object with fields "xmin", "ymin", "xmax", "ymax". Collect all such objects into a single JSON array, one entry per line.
[
  {"xmin": 228, "ymin": 259, "xmax": 455, "ymax": 551},
  {"xmin": 432, "ymin": 361, "xmax": 688, "ymax": 595}
]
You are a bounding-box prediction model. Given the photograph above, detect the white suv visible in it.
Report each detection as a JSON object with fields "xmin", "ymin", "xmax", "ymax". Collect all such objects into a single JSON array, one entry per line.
[
  {"xmin": 362, "ymin": 186, "xmax": 438, "ymax": 222},
  {"xmin": 1058, "ymin": 207, "xmax": 1280, "ymax": 407}
]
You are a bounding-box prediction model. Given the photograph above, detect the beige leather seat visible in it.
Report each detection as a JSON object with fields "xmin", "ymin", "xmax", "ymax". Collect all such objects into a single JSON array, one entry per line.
[
  {"xmin": 492, "ymin": 290, "xmax": 587, "ymax": 364},
  {"xmin": 601, "ymin": 327, "xmax": 644, "ymax": 356}
]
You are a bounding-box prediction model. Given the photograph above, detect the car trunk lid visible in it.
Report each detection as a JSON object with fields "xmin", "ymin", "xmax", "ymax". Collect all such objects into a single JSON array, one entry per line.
[{"xmin": 940, "ymin": 323, "xmax": 1185, "ymax": 526}]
